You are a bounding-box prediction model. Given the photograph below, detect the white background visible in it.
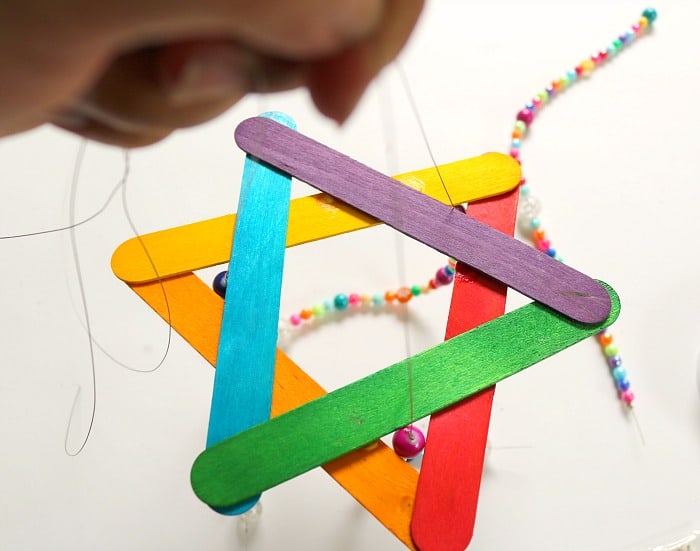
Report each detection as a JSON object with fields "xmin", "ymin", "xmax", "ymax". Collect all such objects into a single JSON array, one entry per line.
[{"xmin": 1, "ymin": 1, "xmax": 699, "ymax": 550}]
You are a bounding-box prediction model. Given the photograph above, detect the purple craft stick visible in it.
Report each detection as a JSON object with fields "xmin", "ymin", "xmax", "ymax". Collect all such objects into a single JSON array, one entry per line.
[{"xmin": 234, "ymin": 116, "xmax": 611, "ymax": 324}]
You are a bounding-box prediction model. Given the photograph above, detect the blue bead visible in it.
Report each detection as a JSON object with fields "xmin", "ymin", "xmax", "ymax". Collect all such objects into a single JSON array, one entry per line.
[
  {"xmin": 371, "ymin": 293, "xmax": 384, "ymax": 306},
  {"xmin": 323, "ymin": 299, "xmax": 334, "ymax": 311},
  {"xmin": 334, "ymin": 293, "xmax": 349, "ymax": 310},
  {"xmin": 566, "ymin": 69, "xmax": 577, "ymax": 82},
  {"xmin": 525, "ymin": 102, "xmax": 534, "ymax": 111},
  {"xmin": 617, "ymin": 378, "xmax": 631, "ymax": 391},
  {"xmin": 530, "ymin": 217, "xmax": 541, "ymax": 229},
  {"xmin": 546, "ymin": 248, "xmax": 557, "ymax": 257},
  {"xmin": 213, "ymin": 271, "xmax": 228, "ymax": 298},
  {"xmin": 642, "ymin": 8, "xmax": 657, "ymax": 23},
  {"xmin": 612, "ymin": 366, "xmax": 627, "ymax": 381}
]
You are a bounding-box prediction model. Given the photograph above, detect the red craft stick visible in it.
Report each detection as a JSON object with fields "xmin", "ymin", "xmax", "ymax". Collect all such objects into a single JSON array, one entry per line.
[{"xmin": 411, "ymin": 187, "xmax": 519, "ymax": 551}]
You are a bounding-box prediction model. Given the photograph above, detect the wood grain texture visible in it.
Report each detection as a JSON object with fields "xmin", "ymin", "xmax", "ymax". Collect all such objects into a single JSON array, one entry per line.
[
  {"xmin": 411, "ymin": 188, "xmax": 518, "ymax": 551},
  {"xmin": 234, "ymin": 116, "xmax": 611, "ymax": 324},
  {"xmin": 111, "ymin": 154, "xmax": 520, "ymax": 284},
  {"xmin": 191, "ymin": 283, "xmax": 620, "ymax": 509},
  {"xmin": 128, "ymin": 274, "xmax": 418, "ymax": 549},
  {"xmin": 206, "ymin": 113, "xmax": 294, "ymax": 514}
]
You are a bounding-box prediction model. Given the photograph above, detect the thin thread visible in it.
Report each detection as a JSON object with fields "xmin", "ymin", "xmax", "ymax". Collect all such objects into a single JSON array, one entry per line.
[
  {"xmin": 61, "ymin": 150, "xmax": 173, "ymax": 376},
  {"xmin": 396, "ymin": 62, "xmax": 455, "ymax": 208},
  {"xmin": 116, "ymin": 151, "xmax": 173, "ymax": 373},
  {"xmin": 629, "ymin": 407, "xmax": 646, "ymax": 446},
  {"xmin": 0, "ymin": 171, "xmax": 123, "ymax": 240},
  {"xmin": 64, "ymin": 141, "xmax": 97, "ymax": 456},
  {"xmin": 379, "ymin": 75, "xmax": 415, "ymax": 428}
]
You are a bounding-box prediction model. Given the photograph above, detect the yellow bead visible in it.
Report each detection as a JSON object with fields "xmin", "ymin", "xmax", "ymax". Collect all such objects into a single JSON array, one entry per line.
[{"xmin": 581, "ymin": 59, "xmax": 595, "ymax": 75}]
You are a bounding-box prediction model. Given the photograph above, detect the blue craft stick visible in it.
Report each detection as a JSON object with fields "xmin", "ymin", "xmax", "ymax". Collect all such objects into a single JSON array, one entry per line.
[{"xmin": 206, "ymin": 112, "xmax": 295, "ymax": 515}]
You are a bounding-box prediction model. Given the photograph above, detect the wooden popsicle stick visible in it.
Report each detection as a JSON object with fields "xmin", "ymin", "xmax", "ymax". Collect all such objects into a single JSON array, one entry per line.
[
  {"xmin": 129, "ymin": 273, "xmax": 419, "ymax": 550},
  {"xmin": 411, "ymin": 188, "xmax": 518, "ymax": 550},
  {"xmin": 111, "ymin": 153, "xmax": 520, "ymax": 284},
  {"xmin": 205, "ymin": 112, "xmax": 294, "ymax": 514},
  {"xmin": 190, "ymin": 283, "xmax": 620, "ymax": 510},
  {"xmin": 234, "ymin": 116, "xmax": 611, "ymax": 324}
]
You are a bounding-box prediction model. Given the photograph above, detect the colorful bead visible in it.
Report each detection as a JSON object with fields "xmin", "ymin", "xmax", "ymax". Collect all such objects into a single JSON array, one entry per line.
[
  {"xmin": 334, "ymin": 294, "xmax": 349, "ymax": 309},
  {"xmin": 642, "ymin": 8, "xmax": 657, "ymax": 23},
  {"xmin": 348, "ymin": 293, "xmax": 361, "ymax": 306},
  {"xmin": 212, "ymin": 270, "xmax": 228, "ymax": 298},
  {"xmin": 392, "ymin": 426, "xmax": 426, "ymax": 460},
  {"xmin": 516, "ymin": 108, "xmax": 534, "ymax": 126},
  {"xmin": 620, "ymin": 390, "xmax": 635, "ymax": 405},
  {"xmin": 396, "ymin": 287, "xmax": 413, "ymax": 303}
]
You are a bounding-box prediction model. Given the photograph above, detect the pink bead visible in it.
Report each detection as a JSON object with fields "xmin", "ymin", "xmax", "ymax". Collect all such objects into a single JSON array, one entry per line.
[
  {"xmin": 290, "ymin": 313, "xmax": 302, "ymax": 326},
  {"xmin": 621, "ymin": 390, "xmax": 635, "ymax": 404},
  {"xmin": 348, "ymin": 293, "xmax": 361, "ymax": 306},
  {"xmin": 517, "ymin": 108, "xmax": 534, "ymax": 126},
  {"xmin": 392, "ymin": 426, "xmax": 426, "ymax": 459},
  {"xmin": 509, "ymin": 148, "xmax": 520, "ymax": 159},
  {"xmin": 536, "ymin": 239, "xmax": 551, "ymax": 252},
  {"xmin": 632, "ymin": 23, "xmax": 641, "ymax": 33},
  {"xmin": 532, "ymin": 97, "xmax": 543, "ymax": 109}
]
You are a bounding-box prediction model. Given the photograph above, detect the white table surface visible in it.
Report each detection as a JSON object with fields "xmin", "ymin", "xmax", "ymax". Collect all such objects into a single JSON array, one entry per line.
[{"xmin": 1, "ymin": 1, "xmax": 698, "ymax": 550}]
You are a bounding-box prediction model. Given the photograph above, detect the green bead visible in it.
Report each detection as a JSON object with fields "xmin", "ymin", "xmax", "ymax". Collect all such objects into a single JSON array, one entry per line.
[
  {"xmin": 642, "ymin": 8, "xmax": 657, "ymax": 23},
  {"xmin": 312, "ymin": 304, "xmax": 325, "ymax": 317},
  {"xmin": 514, "ymin": 120, "xmax": 526, "ymax": 132},
  {"xmin": 604, "ymin": 343, "xmax": 619, "ymax": 358},
  {"xmin": 410, "ymin": 285, "xmax": 421, "ymax": 296}
]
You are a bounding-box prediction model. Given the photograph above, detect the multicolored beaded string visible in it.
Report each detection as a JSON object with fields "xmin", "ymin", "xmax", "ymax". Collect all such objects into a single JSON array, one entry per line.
[
  {"xmin": 513, "ymin": 7, "xmax": 657, "ymax": 409},
  {"xmin": 214, "ymin": 259, "xmax": 457, "ymax": 340}
]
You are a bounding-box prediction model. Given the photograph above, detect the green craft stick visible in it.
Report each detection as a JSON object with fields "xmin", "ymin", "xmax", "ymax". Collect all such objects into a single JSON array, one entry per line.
[{"xmin": 191, "ymin": 282, "xmax": 620, "ymax": 509}]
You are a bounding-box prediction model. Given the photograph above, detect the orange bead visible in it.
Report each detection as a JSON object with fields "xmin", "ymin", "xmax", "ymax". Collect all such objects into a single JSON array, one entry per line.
[
  {"xmin": 511, "ymin": 129, "xmax": 523, "ymax": 139},
  {"xmin": 598, "ymin": 331, "xmax": 614, "ymax": 346},
  {"xmin": 533, "ymin": 228, "xmax": 546, "ymax": 241},
  {"xmin": 396, "ymin": 287, "xmax": 413, "ymax": 303},
  {"xmin": 300, "ymin": 308, "xmax": 313, "ymax": 320},
  {"xmin": 384, "ymin": 290, "xmax": 397, "ymax": 302}
]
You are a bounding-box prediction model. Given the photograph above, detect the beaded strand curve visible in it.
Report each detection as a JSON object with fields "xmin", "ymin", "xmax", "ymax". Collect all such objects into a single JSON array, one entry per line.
[
  {"xmin": 513, "ymin": 7, "xmax": 657, "ymax": 409},
  {"xmin": 282, "ymin": 258, "xmax": 456, "ymax": 333}
]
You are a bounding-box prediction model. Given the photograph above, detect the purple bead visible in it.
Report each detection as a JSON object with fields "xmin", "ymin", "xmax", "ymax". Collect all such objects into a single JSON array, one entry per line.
[
  {"xmin": 516, "ymin": 108, "xmax": 534, "ymax": 126},
  {"xmin": 392, "ymin": 426, "xmax": 426, "ymax": 459},
  {"xmin": 619, "ymin": 33, "xmax": 628, "ymax": 44},
  {"xmin": 608, "ymin": 355, "xmax": 622, "ymax": 368},
  {"xmin": 435, "ymin": 267, "xmax": 453, "ymax": 285}
]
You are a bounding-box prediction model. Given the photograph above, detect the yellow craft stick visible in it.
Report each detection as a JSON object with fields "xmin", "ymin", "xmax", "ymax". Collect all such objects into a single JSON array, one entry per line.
[{"xmin": 112, "ymin": 154, "xmax": 519, "ymax": 284}]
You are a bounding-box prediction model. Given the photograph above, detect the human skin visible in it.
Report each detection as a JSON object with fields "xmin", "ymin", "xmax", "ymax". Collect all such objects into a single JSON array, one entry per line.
[{"xmin": 0, "ymin": 0, "xmax": 423, "ymax": 146}]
